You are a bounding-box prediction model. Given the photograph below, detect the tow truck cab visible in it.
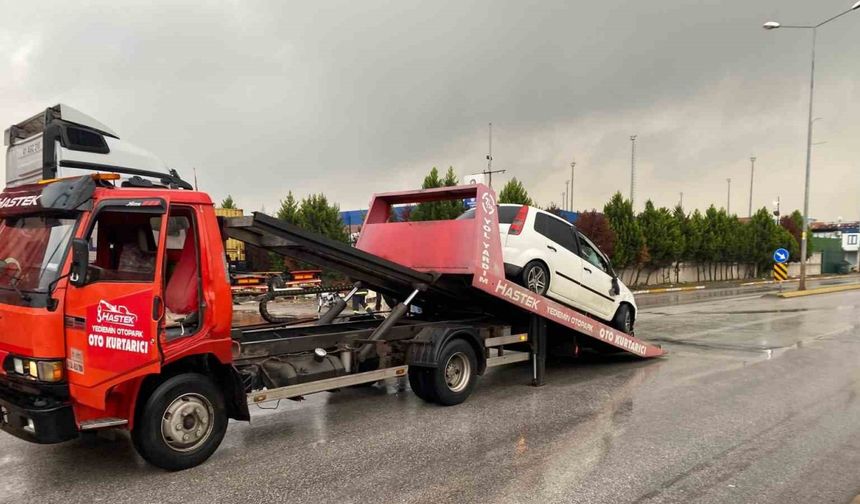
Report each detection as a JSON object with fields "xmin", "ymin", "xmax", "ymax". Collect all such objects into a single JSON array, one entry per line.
[
  {"xmin": 0, "ymin": 174, "xmax": 238, "ymax": 444},
  {"xmin": 0, "ymin": 106, "xmax": 240, "ymax": 446}
]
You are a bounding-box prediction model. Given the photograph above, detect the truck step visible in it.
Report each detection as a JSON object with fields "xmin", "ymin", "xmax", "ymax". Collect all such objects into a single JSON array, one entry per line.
[{"xmin": 79, "ymin": 418, "xmax": 128, "ymax": 430}]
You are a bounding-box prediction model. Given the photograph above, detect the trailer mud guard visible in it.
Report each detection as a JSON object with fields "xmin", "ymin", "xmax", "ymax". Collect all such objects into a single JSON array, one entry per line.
[{"xmin": 406, "ymin": 326, "xmax": 487, "ymax": 375}]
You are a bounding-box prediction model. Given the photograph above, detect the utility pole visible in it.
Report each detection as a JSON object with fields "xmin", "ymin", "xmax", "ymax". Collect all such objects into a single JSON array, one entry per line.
[
  {"xmin": 726, "ymin": 178, "xmax": 732, "ymax": 214},
  {"xmin": 748, "ymin": 156, "xmax": 756, "ymax": 217},
  {"xmin": 629, "ymin": 135, "xmax": 637, "ymax": 207},
  {"xmin": 570, "ymin": 160, "xmax": 576, "ymax": 211},
  {"xmin": 483, "ymin": 122, "xmax": 506, "ymax": 188},
  {"xmin": 564, "ymin": 180, "xmax": 569, "ymax": 211},
  {"xmin": 679, "ymin": 192, "xmax": 684, "ymax": 208},
  {"xmin": 763, "ymin": 3, "xmax": 860, "ymax": 289}
]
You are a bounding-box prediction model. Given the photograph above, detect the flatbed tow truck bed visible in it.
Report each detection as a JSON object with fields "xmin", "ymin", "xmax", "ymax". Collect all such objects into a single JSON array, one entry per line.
[{"xmin": 222, "ymin": 184, "xmax": 663, "ymax": 407}]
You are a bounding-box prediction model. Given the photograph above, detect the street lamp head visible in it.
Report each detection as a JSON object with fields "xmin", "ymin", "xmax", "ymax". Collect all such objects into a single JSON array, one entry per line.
[
  {"xmin": 763, "ymin": 21, "xmax": 781, "ymax": 30},
  {"xmin": 852, "ymin": 0, "xmax": 860, "ymax": 11}
]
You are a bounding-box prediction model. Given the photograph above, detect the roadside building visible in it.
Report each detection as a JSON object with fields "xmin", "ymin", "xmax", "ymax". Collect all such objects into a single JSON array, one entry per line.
[{"xmin": 811, "ymin": 221, "xmax": 860, "ymax": 273}]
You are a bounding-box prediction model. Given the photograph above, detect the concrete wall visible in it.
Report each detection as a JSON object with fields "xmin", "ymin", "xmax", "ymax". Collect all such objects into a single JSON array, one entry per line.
[{"xmin": 617, "ymin": 252, "xmax": 822, "ymax": 287}]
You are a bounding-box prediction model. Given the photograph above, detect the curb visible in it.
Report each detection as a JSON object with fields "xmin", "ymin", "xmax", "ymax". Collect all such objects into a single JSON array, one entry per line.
[
  {"xmin": 739, "ymin": 274, "xmax": 848, "ymax": 287},
  {"xmin": 776, "ymin": 284, "xmax": 860, "ymax": 298},
  {"xmin": 633, "ymin": 285, "xmax": 705, "ymax": 295}
]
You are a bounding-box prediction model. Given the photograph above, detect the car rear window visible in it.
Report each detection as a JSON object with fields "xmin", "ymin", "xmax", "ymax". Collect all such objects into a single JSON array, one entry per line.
[
  {"xmin": 456, "ymin": 205, "xmax": 521, "ymax": 224},
  {"xmin": 498, "ymin": 206, "xmax": 521, "ymax": 224}
]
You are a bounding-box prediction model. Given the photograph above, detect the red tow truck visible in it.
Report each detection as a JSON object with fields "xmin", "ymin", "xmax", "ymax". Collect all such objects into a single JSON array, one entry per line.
[{"xmin": 0, "ymin": 106, "xmax": 662, "ymax": 470}]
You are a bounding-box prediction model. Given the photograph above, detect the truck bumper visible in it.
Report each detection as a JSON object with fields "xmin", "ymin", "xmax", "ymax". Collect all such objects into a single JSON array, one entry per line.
[{"xmin": 0, "ymin": 386, "xmax": 78, "ymax": 444}]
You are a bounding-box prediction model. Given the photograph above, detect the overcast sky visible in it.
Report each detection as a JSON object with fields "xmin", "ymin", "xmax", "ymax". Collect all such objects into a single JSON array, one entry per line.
[{"xmin": 1, "ymin": 0, "xmax": 858, "ymax": 220}]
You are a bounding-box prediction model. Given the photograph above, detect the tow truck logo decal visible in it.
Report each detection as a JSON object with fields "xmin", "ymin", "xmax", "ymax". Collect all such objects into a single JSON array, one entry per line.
[
  {"xmin": 480, "ymin": 191, "xmax": 496, "ymax": 215},
  {"xmin": 477, "ymin": 189, "xmax": 500, "ymax": 285},
  {"xmin": 0, "ymin": 194, "xmax": 40, "ymax": 209},
  {"xmin": 96, "ymin": 300, "xmax": 138, "ymax": 327},
  {"xmin": 85, "ymin": 292, "xmax": 153, "ymax": 368}
]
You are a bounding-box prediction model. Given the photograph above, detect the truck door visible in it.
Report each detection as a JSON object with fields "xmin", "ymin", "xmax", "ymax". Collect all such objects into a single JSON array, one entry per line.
[
  {"xmin": 64, "ymin": 201, "xmax": 167, "ymax": 407},
  {"xmin": 533, "ymin": 212, "xmax": 588, "ymax": 311},
  {"xmin": 575, "ymin": 232, "xmax": 617, "ymax": 320}
]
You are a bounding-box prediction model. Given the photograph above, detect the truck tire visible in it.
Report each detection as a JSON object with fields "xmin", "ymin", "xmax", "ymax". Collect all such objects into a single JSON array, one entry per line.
[
  {"xmin": 132, "ymin": 373, "xmax": 228, "ymax": 471},
  {"xmin": 611, "ymin": 304, "xmax": 634, "ymax": 335},
  {"xmin": 522, "ymin": 261, "xmax": 549, "ymax": 295},
  {"xmin": 425, "ymin": 339, "xmax": 478, "ymax": 406},
  {"xmin": 408, "ymin": 367, "xmax": 438, "ymax": 403}
]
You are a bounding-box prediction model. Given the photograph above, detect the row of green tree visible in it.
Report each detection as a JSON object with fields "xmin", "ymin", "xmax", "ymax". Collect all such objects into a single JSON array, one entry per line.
[
  {"xmin": 489, "ymin": 177, "xmax": 809, "ymax": 284},
  {"xmin": 222, "ymin": 167, "xmax": 809, "ymax": 285}
]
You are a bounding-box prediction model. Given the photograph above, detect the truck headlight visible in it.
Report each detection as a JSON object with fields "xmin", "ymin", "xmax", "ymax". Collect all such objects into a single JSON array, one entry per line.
[
  {"xmin": 35, "ymin": 361, "xmax": 64, "ymax": 382},
  {"xmin": 13, "ymin": 358, "xmax": 24, "ymax": 375},
  {"xmin": 8, "ymin": 357, "xmax": 64, "ymax": 382}
]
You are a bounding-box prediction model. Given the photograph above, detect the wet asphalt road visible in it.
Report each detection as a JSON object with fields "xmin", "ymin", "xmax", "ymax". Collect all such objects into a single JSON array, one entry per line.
[{"xmin": 2, "ymin": 288, "xmax": 860, "ymax": 503}]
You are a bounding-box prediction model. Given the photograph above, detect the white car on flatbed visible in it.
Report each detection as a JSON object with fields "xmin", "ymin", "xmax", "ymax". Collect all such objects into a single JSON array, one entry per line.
[{"xmin": 459, "ymin": 204, "xmax": 637, "ymax": 333}]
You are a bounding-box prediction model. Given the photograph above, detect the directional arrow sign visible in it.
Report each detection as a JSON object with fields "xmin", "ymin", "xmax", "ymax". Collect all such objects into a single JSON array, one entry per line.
[{"xmin": 773, "ymin": 248, "xmax": 789, "ymax": 264}]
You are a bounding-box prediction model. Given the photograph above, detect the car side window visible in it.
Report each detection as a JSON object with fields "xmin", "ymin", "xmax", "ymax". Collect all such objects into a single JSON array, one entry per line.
[
  {"xmin": 535, "ymin": 213, "xmax": 578, "ymax": 254},
  {"xmin": 577, "ymin": 233, "xmax": 609, "ymax": 273}
]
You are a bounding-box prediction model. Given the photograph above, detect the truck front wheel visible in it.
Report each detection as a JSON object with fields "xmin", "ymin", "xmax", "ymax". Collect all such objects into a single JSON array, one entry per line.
[{"xmin": 132, "ymin": 373, "xmax": 228, "ymax": 471}]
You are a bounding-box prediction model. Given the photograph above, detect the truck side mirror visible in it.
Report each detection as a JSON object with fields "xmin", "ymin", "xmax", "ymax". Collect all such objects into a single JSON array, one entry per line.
[
  {"xmin": 610, "ymin": 276, "xmax": 621, "ymax": 296},
  {"xmin": 69, "ymin": 238, "xmax": 90, "ymax": 287}
]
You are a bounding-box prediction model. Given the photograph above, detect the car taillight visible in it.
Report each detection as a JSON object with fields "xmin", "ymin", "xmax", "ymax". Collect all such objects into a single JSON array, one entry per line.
[{"xmin": 509, "ymin": 206, "xmax": 529, "ymax": 235}]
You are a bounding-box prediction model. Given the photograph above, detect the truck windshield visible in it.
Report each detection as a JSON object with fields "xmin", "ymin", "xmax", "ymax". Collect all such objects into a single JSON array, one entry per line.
[{"xmin": 0, "ymin": 215, "xmax": 77, "ymax": 293}]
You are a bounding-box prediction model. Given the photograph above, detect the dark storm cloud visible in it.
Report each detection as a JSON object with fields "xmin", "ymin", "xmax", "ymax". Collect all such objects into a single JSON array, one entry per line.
[{"xmin": 1, "ymin": 0, "xmax": 858, "ymax": 219}]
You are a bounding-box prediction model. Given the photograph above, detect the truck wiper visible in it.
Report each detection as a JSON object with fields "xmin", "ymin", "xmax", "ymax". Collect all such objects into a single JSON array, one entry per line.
[{"xmin": 0, "ymin": 260, "xmax": 32, "ymax": 303}]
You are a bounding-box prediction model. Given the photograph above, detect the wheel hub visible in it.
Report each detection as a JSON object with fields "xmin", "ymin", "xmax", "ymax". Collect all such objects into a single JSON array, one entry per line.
[
  {"xmin": 161, "ymin": 393, "xmax": 214, "ymax": 452},
  {"xmin": 527, "ymin": 267, "xmax": 546, "ymax": 293},
  {"xmin": 444, "ymin": 352, "xmax": 471, "ymax": 393}
]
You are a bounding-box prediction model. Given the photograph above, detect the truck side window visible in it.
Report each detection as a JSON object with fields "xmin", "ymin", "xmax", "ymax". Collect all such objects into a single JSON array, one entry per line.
[
  {"xmin": 577, "ymin": 233, "xmax": 609, "ymax": 273},
  {"xmin": 87, "ymin": 211, "xmax": 161, "ymax": 282},
  {"xmin": 161, "ymin": 207, "xmax": 202, "ymax": 335}
]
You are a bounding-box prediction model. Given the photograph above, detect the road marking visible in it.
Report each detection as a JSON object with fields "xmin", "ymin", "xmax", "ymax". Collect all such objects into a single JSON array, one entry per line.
[
  {"xmin": 633, "ymin": 285, "xmax": 705, "ymax": 295},
  {"xmin": 777, "ymin": 284, "xmax": 860, "ymax": 298}
]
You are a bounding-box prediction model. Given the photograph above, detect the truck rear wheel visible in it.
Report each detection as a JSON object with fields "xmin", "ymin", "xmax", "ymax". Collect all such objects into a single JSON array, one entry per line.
[
  {"xmin": 408, "ymin": 367, "xmax": 438, "ymax": 403},
  {"xmin": 132, "ymin": 373, "xmax": 228, "ymax": 471},
  {"xmin": 424, "ymin": 339, "xmax": 478, "ymax": 406}
]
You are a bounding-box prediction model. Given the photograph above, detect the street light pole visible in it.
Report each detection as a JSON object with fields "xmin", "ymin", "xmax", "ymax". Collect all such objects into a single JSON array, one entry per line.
[
  {"xmin": 748, "ymin": 156, "xmax": 756, "ymax": 217},
  {"xmin": 763, "ymin": 1, "xmax": 860, "ymax": 290},
  {"xmin": 727, "ymin": 178, "xmax": 731, "ymax": 214},
  {"xmin": 570, "ymin": 161, "xmax": 576, "ymax": 211},
  {"xmin": 629, "ymin": 135, "xmax": 637, "ymax": 207},
  {"xmin": 564, "ymin": 180, "xmax": 569, "ymax": 211}
]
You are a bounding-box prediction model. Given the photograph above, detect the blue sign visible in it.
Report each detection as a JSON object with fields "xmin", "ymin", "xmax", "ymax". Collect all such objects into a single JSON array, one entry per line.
[{"xmin": 773, "ymin": 248, "xmax": 789, "ymax": 264}]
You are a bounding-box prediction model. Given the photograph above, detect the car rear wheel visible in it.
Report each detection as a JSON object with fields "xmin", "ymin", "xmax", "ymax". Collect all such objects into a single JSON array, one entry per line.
[{"xmin": 522, "ymin": 261, "xmax": 549, "ymax": 295}]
